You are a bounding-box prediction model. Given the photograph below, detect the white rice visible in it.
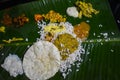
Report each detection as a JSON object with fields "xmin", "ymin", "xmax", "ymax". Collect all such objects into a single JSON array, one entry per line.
[
  {"xmin": 1, "ymin": 54, "xmax": 23, "ymax": 77},
  {"xmin": 23, "ymin": 40, "xmax": 61, "ymax": 80}
]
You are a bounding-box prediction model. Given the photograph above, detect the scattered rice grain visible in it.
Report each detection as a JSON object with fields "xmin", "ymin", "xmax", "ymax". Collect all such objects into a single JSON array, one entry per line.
[
  {"xmin": 25, "ymin": 38, "xmax": 28, "ymax": 42},
  {"xmin": 117, "ymin": 20, "xmax": 120, "ymax": 23},
  {"xmin": 98, "ymin": 24, "xmax": 103, "ymax": 27},
  {"xmin": 97, "ymin": 35, "xmax": 101, "ymax": 38},
  {"xmin": 93, "ymin": 32, "xmax": 96, "ymax": 36},
  {"xmin": 110, "ymin": 49, "xmax": 114, "ymax": 52},
  {"xmin": 100, "ymin": 42, "xmax": 103, "ymax": 45},
  {"xmin": 111, "ymin": 32, "xmax": 115, "ymax": 35},
  {"xmin": 86, "ymin": 20, "xmax": 90, "ymax": 23}
]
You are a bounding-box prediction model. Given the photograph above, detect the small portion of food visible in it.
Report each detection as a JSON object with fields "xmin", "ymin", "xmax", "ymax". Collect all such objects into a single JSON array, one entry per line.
[
  {"xmin": 54, "ymin": 33, "xmax": 79, "ymax": 60},
  {"xmin": 2, "ymin": 37, "xmax": 24, "ymax": 43},
  {"xmin": 13, "ymin": 14, "xmax": 29, "ymax": 27},
  {"xmin": 44, "ymin": 23, "xmax": 66, "ymax": 35},
  {"xmin": 75, "ymin": 1, "xmax": 99, "ymax": 18},
  {"xmin": 66, "ymin": 1, "xmax": 99, "ymax": 18},
  {"xmin": 34, "ymin": 14, "xmax": 43, "ymax": 22},
  {"xmin": 66, "ymin": 6, "xmax": 79, "ymax": 18},
  {"xmin": 1, "ymin": 14, "xmax": 29, "ymax": 27},
  {"xmin": 42, "ymin": 10, "xmax": 66, "ymax": 22},
  {"xmin": 23, "ymin": 40, "xmax": 61, "ymax": 80},
  {"xmin": 1, "ymin": 54, "xmax": 23, "ymax": 77},
  {"xmin": 74, "ymin": 22, "xmax": 90, "ymax": 40},
  {"xmin": 34, "ymin": 10, "xmax": 66, "ymax": 22},
  {"xmin": 1, "ymin": 14, "xmax": 12, "ymax": 26},
  {"xmin": 0, "ymin": 26, "xmax": 5, "ymax": 33}
]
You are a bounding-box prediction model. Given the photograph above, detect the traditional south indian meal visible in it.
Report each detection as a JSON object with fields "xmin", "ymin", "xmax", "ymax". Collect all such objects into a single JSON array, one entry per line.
[{"xmin": 1, "ymin": 0, "xmax": 100, "ymax": 80}]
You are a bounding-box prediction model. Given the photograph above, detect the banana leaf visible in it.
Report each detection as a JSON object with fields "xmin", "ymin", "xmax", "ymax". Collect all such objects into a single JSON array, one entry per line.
[{"xmin": 0, "ymin": 0, "xmax": 120, "ymax": 80}]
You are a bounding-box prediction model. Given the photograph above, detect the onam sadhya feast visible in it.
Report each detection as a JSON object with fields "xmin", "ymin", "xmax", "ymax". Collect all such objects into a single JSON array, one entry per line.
[{"xmin": 0, "ymin": 1, "xmax": 100, "ymax": 80}]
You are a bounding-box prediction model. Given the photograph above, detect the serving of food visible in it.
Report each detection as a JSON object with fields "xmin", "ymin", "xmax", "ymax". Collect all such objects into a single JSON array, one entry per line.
[{"xmin": 0, "ymin": 0, "xmax": 120, "ymax": 80}]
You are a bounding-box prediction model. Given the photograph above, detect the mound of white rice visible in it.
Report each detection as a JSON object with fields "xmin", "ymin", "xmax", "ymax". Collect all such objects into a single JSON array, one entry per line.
[
  {"xmin": 23, "ymin": 40, "xmax": 61, "ymax": 80},
  {"xmin": 1, "ymin": 54, "xmax": 23, "ymax": 77}
]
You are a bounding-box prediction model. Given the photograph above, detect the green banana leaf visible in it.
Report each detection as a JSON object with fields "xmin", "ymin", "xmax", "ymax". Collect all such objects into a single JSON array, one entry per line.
[{"xmin": 0, "ymin": 0, "xmax": 120, "ymax": 80}]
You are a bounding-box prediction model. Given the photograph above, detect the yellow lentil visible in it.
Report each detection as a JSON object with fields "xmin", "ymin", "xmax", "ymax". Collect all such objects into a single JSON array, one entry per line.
[{"xmin": 53, "ymin": 33, "xmax": 79, "ymax": 60}]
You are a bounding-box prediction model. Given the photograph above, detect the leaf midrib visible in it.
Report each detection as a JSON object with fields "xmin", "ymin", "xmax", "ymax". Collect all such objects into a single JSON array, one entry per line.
[{"xmin": 0, "ymin": 38, "xmax": 120, "ymax": 47}]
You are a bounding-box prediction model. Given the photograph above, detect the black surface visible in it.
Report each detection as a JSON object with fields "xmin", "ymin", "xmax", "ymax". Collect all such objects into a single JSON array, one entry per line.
[
  {"xmin": 0, "ymin": 0, "xmax": 34, "ymax": 10},
  {"xmin": 109, "ymin": 0, "xmax": 120, "ymax": 30},
  {"xmin": 0, "ymin": 0, "xmax": 120, "ymax": 30}
]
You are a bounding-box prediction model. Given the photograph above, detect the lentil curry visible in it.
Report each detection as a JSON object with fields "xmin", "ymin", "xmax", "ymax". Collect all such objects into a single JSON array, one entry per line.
[{"xmin": 53, "ymin": 33, "xmax": 79, "ymax": 60}]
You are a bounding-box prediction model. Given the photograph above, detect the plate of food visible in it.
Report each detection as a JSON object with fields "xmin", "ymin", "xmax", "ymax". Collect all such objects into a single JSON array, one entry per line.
[{"xmin": 0, "ymin": 0, "xmax": 120, "ymax": 80}]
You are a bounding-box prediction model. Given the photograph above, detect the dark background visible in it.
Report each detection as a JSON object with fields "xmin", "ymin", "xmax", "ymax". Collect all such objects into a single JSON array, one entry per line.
[
  {"xmin": 109, "ymin": 0, "xmax": 120, "ymax": 30},
  {"xmin": 0, "ymin": 0, "xmax": 120, "ymax": 30}
]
